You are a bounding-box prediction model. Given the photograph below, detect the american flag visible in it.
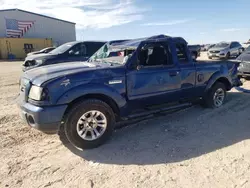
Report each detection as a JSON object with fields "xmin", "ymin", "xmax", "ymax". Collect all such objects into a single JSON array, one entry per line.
[{"xmin": 5, "ymin": 18, "xmax": 35, "ymax": 38}]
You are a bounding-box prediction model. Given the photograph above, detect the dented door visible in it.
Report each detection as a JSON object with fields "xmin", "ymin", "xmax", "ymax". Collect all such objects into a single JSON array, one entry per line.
[{"xmin": 126, "ymin": 65, "xmax": 181, "ymax": 105}]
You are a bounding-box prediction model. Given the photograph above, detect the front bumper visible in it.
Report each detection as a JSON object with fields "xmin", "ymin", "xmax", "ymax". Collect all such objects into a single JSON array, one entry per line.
[
  {"xmin": 238, "ymin": 64, "xmax": 250, "ymax": 77},
  {"xmin": 19, "ymin": 101, "xmax": 67, "ymax": 134},
  {"xmin": 208, "ymin": 52, "xmax": 227, "ymax": 59},
  {"xmin": 238, "ymin": 71, "xmax": 250, "ymax": 77}
]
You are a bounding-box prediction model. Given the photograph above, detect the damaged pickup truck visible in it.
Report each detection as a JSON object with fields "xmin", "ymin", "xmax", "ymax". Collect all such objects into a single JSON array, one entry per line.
[{"xmin": 18, "ymin": 35, "xmax": 242, "ymax": 149}]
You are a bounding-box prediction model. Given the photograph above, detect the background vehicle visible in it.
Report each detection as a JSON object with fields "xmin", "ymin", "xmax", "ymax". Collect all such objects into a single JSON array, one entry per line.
[
  {"xmin": 22, "ymin": 41, "xmax": 106, "ymax": 71},
  {"xmin": 188, "ymin": 44, "xmax": 201, "ymax": 60},
  {"xmin": 208, "ymin": 41, "xmax": 242, "ymax": 59},
  {"xmin": 200, "ymin": 45, "xmax": 205, "ymax": 51},
  {"xmin": 204, "ymin": 44, "xmax": 215, "ymax": 51},
  {"xmin": 237, "ymin": 45, "xmax": 250, "ymax": 77},
  {"xmin": 26, "ymin": 47, "xmax": 56, "ymax": 56},
  {"xmin": 18, "ymin": 35, "xmax": 241, "ymax": 149}
]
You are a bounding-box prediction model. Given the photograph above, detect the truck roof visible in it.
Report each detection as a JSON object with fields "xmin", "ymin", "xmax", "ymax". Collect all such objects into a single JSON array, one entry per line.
[{"xmin": 111, "ymin": 35, "xmax": 187, "ymax": 49}]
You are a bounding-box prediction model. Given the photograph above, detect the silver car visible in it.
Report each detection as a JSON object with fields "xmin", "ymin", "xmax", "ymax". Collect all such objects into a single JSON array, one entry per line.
[{"xmin": 207, "ymin": 41, "xmax": 242, "ymax": 59}]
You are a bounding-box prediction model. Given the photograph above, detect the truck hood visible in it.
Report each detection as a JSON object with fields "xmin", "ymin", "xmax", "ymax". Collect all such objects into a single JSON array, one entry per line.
[
  {"xmin": 25, "ymin": 53, "xmax": 57, "ymax": 60},
  {"xmin": 27, "ymin": 51, "xmax": 41, "ymax": 56},
  {"xmin": 23, "ymin": 61, "xmax": 108, "ymax": 86},
  {"xmin": 209, "ymin": 47, "xmax": 228, "ymax": 52}
]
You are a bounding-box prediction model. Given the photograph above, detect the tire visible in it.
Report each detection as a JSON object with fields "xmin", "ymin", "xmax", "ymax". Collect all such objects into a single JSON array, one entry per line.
[
  {"xmin": 208, "ymin": 56, "xmax": 212, "ymax": 59},
  {"xmin": 225, "ymin": 52, "xmax": 230, "ymax": 59},
  {"xmin": 64, "ymin": 99, "xmax": 115, "ymax": 149},
  {"xmin": 203, "ymin": 82, "xmax": 227, "ymax": 108}
]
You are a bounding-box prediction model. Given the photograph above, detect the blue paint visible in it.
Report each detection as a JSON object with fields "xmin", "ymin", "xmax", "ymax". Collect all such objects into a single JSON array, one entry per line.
[{"xmin": 18, "ymin": 35, "xmax": 241, "ymax": 133}]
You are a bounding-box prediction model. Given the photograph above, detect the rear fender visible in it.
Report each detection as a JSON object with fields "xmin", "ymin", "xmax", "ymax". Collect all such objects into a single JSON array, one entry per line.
[
  {"xmin": 56, "ymin": 84, "xmax": 127, "ymax": 108},
  {"xmin": 205, "ymin": 71, "xmax": 231, "ymax": 92}
]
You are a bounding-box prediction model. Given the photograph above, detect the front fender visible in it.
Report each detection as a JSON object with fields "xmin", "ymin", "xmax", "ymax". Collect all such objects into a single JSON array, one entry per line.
[
  {"xmin": 56, "ymin": 83, "xmax": 127, "ymax": 108},
  {"xmin": 205, "ymin": 71, "xmax": 230, "ymax": 92}
]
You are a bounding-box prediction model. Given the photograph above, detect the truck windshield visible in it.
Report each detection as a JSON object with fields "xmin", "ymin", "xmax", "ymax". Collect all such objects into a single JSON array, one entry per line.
[
  {"xmin": 214, "ymin": 43, "xmax": 230, "ymax": 48},
  {"xmin": 88, "ymin": 43, "xmax": 134, "ymax": 65}
]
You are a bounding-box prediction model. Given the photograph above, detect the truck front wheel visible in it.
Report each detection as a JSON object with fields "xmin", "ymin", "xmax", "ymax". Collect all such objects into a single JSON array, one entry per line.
[
  {"xmin": 64, "ymin": 99, "xmax": 115, "ymax": 149},
  {"xmin": 203, "ymin": 82, "xmax": 227, "ymax": 108}
]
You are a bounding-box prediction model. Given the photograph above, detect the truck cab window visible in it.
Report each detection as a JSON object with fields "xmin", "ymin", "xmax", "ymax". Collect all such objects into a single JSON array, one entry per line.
[
  {"xmin": 176, "ymin": 43, "xmax": 188, "ymax": 63},
  {"xmin": 68, "ymin": 44, "xmax": 82, "ymax": 56},
  {"xmin": 139, "ymin": 44, "xmax": 171, "ymax": 67},
  {"xmin": 80, "ymin": 44, "xmax": 87, "ymax": 56}
]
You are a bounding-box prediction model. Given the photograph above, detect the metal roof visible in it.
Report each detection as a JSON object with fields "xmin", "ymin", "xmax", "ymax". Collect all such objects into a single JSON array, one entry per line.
[{"xmin": 0, "ymin": 8, "xmax": 76, "ymax": 25}]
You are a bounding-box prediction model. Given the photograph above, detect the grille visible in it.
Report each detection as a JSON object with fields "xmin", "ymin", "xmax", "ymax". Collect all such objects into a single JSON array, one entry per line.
[{"xmin": 210, "ymin": 51, "xmax": 220, "ymax": 53}]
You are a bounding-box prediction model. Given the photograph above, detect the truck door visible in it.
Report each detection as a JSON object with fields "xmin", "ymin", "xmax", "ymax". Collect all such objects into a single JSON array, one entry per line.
[
  {"xmin": 175, "ymin": 42, "xmax": 196, "ymax": 99},
  {"xmin": 126, "ymin": 40, "xmax": 181, "ymax": 106}
]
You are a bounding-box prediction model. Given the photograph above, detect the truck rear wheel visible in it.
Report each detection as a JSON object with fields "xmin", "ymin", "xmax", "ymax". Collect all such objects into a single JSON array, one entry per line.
[
  {"xmin": 64, "ymin": 99, "xmax": 115, "ymax": 149},
  {"xmin": 203, "ymin": 82, "xmax": 227, "ymax": 108}
]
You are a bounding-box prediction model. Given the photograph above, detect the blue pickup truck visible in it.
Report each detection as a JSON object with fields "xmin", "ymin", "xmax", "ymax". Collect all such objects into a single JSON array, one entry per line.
[{"xmin": 18, "ymin": 35, "xmax": 241, "ymax": 149}]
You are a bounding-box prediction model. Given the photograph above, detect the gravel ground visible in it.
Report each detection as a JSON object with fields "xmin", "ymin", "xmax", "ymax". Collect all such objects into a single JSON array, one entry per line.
[{"xmin": 1, "ymin": 53, "xmax": 250, "ymax": 188}]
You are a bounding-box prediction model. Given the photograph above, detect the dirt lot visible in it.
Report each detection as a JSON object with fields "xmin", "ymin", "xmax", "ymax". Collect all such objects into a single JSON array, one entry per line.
[{"xmin": 1, "ymin": 53, "xmax": 250, "ymax": 188}]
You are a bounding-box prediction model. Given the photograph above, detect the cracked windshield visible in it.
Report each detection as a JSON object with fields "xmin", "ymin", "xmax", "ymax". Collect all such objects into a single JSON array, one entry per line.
[{"xmin": 89, "ymin": 42, "xmax": 134, "ymax": 65}]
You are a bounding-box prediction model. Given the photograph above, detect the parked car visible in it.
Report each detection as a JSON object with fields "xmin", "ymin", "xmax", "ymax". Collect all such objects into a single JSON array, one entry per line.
[
  {"xmin": 188, "ymin": 45, "xmax": 201, "ymax": 60},
  {"xmin": 22, "ymin": 41, "xmax": 106, "ymax": 72},
  {"xmin": 18, "ymin": 35, "xmax": 242, "ymax": 149},
  {"xmin": 237, "ymin": 45, "xmax": 250, "ymax": 77},
  {"xmin": 26, "ymin": 47, "xmax": 56, "ymax": 56},
  {"xmin": 204, "ymin": 44, "xmax": 215, "ymax": 51},
  {"xmin": 207, "ymin": 41, "xmax": 243, "ymax": 59}
]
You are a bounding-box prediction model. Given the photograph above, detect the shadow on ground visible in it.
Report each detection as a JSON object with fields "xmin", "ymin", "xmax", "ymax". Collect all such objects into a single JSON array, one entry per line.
[{"xmin": 62, "ymin": 91, "xmax": 250, "ymax": 165}]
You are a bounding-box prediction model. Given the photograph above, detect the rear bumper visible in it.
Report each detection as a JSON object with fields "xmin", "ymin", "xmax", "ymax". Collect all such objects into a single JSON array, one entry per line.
[
  {"xmin": 19, "ymin": 102, "xmax": 67, "ymax": 134},
  {"xmin": 232, "ymin": 78, "xmax": 243, "ymax": 87}
]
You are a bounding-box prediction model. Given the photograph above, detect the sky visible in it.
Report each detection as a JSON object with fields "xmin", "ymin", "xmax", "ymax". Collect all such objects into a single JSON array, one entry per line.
[{"xmin": 2, "ymin": 0, "xmax": 250, "ymax": 44}]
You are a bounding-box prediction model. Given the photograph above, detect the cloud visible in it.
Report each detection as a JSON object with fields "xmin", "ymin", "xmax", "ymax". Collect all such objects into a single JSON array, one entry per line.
[
  {"xmin": 141, "ymin": 19, "xmax": 193, "ymax": 26},
  {"xmin": 219, "ymin": 28, "xmax": 243, "ymax": 32},
  {"xmin": 2, "ymin": 0, "xmax": 146, "ymax": 29}
]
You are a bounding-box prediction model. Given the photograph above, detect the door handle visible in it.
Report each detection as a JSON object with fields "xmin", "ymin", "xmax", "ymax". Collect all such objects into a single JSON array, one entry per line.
[{"xmin": 169, "ymin": 71, "xmax": 179, "ymax": 77}]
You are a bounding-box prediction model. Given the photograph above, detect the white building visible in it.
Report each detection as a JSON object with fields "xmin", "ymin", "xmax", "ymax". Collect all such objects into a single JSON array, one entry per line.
[{"xmin": 0, "ymin": 9, "xmax": 76, "ymax": 46}]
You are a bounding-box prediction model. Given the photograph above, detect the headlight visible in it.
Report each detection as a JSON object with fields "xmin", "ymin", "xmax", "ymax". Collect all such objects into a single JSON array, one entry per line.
[
  {"xmin": 35, "ymin": 59, "xmax": 44, "ymax": 65},
  {"xmin": 29, "ymin": 85, "xmax": 44, "ymax": 100}
]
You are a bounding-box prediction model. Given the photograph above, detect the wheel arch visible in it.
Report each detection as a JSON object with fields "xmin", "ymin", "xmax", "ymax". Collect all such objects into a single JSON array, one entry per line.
[
  {"xmin": 214, "ymin": 77, "xmax": 232, "ymax": 91},
  {"xmin": 206, "ymin": 72, "xmax": 232, "ymax": 92},
  {"xmin": 62, "ymin": 93, "xmax": 121, "ymax": 122}
]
